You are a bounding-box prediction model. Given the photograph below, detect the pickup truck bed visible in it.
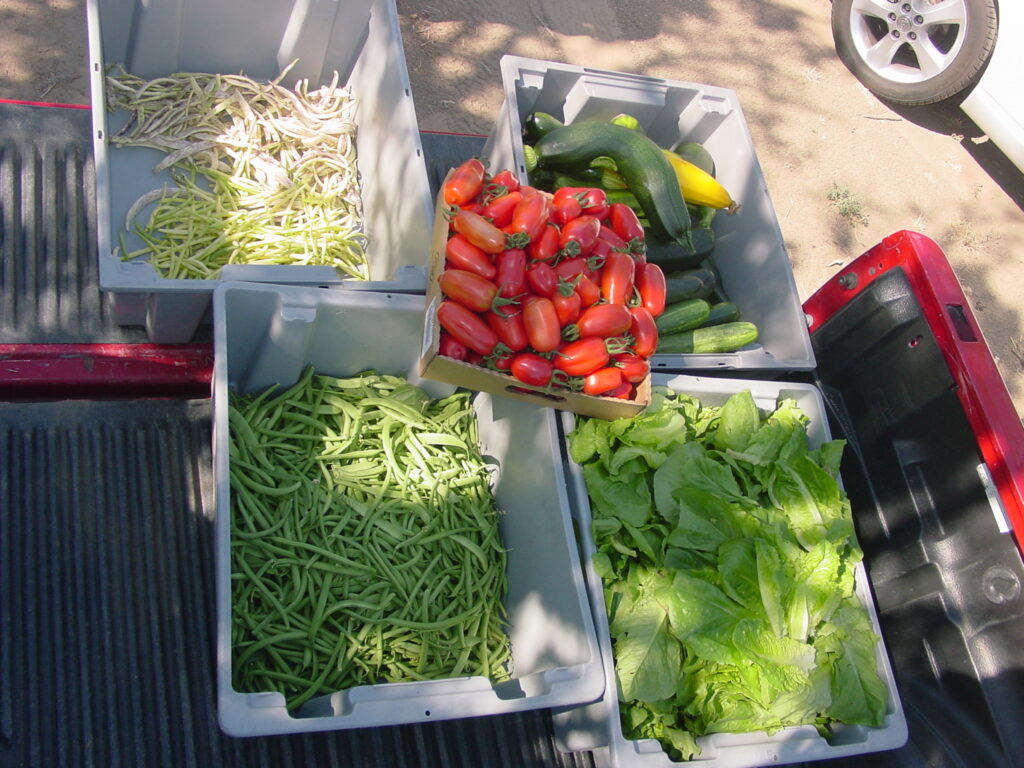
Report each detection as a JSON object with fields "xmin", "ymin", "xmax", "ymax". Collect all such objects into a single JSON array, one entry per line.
[{"xmin": 2, "ymin": 102, "xmax": 1022, "ymax": 768}]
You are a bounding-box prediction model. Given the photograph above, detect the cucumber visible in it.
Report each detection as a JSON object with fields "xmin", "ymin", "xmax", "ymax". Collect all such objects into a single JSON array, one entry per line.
[
  {"xmin": 534, "ymin": 122, "xmax": 691, "ymax": 244},
  {"xmin": 663, "ymin": 274, "xmax": 706, "ymax": 304},
  {"xmin": 656, "ymin": 321, "xmax": 759, "ymax": 354},
  {"xmin": 643, "ymin": 227, "xmax": 715, "ymax": 271},
  {"xmin": 655, "ymin": 298, "xmax": 711, "ymax": 335},
  {"xmin": 523, "ymin": 144, "xmax": 539, "ymax": 172},
  {"xmin": 603, "ymin": 188, "xmax": 642, "ymax": 212},
  {"xmin": 664, "ymin": 271, "xmax": 715, "ymax": 303},
  {"xmin": 702, "ymin": 301, "xmax": 741, "ymax": 327},
  {"xmin": 523, "ymin": 111, "xmax": 564, "ymax": 143},
  {"xmin": 697, "ymin": 260, "xmax": 732, "ymax": 303},
  {"xmin": 672, "ymin": 140, "xmax": 716, "ymax": 177},
  {"xmin": 675, "ymin": 267, "xmax": 717, "ymax": 299}
]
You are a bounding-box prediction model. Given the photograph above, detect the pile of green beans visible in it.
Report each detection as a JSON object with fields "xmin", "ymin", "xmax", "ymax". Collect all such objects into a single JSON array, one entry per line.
[
  {"xmin": 107, "ymin": 63, "xmax": 369, "ymax": 280},
  {"xmin": 228, "ymin": 368, "xmax": 512, "ymax": 710}
]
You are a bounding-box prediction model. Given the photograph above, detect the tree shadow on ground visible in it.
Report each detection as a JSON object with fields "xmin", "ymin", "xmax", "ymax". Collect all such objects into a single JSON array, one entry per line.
[{"xmin": 884, "ymin": 96, "xmax": 1024, "ymax": 211}]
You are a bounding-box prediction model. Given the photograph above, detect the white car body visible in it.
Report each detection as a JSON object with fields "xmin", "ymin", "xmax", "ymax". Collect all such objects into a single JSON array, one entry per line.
[{"xmin": 961, "ymin": 1, "xmax": 1024, "ymax": 172}]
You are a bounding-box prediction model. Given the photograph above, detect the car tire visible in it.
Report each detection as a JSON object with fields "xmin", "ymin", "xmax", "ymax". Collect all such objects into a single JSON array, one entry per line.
[{"xmin": 831, "ymin": 0, "xmax": 998, "ymax": 106}]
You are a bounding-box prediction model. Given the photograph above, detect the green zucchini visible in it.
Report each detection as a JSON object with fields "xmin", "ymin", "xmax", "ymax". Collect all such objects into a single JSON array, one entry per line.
[
  {"xmin": 603, "ymin": 189, "xmax": 644, "ymax": 218},
  {"xmin": 609, "ymin": 113, "xmax": 643, "ymax": 132},
  {"xmin": 533, "ymin": 122, "xmax": 691, "ymax": 244},
  {"xmin": 672, "ymin": 140, "xmax": 716, "ymax": 176},
  {"xmin": 655, "ymin": 298, "xmax": 711, "ymax": 335},
  {"xmin": 697, "ymin": 260, "xmax": 732, "ymax": 303},
  {"xmin": 523, "ymin": 111, "xmax": 564, "ymax": 143},
  {"xmin": 655, "ymin": 321, "xmax": 759, "ymax": 354},
  {"xmin": 528, "ymin": 167, "xmax": 555, "ymax": 190},
  {"xmin": 552, "ymin": 169, "xmax": 603, "ymax": 188},
  {"xmin": 688, "ymin": 203, "xmax": 716, "ymax": 229},
  {"xmin": 642, "ymin": 227, "xmax": 714, "ymax": 271},
  {"xmin": 702, "ymin": 301, "xmax": 741, "ymax": 327}
]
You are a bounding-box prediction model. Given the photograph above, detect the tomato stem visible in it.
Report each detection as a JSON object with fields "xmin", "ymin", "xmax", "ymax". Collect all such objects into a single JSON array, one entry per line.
[
  {"xmin": 490, "ymin": 292, "xmax": 523, "ymax": 316},
  {"xmin": 546, "ymin": 370, "xmax": 575, "ymax": 394},
  {"xmin": 505, "ymin": 231, "xmax": 531, "ymax": 250},
  {"xmin": 558, "ymin": 240, "xmax": 581, "ymax": 259},
  {"xmin": 605, "ymin": 336, "xmax": 631, "ymax": 356},
  {"xmin": 481, "ymin": 183, "xmax": 509, "ymax": 205},
  {"xmin": 556, "ymin": 278, "xmax": 578, "ymax": 297}
]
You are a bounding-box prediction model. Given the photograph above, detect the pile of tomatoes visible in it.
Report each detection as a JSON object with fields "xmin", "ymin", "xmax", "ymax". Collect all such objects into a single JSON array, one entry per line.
[{"xmin": 434, "ymin": 158, "xmax": 667, "ymax": 400}]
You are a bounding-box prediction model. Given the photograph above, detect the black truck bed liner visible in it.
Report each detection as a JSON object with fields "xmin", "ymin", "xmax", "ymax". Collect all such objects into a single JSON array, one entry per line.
[{"xmin": 2, "ymin": 102, "xmax": 1022, "ymax": 768}]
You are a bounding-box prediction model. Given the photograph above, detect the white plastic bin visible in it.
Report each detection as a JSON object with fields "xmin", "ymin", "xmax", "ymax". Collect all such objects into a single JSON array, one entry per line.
[
  {"xmin": 552, "ymin": 374, "xmax": 908, "ymax": 767},
  {"xmin": 211, "ymin": 282, "xmax": 605, "ymax": 736},
  {"xmin": 87, "ymin": 0, "xmax": 433, "ymax": 343},
  {"xmin": 485, "ymin": 56, "xmax": 815, "ymax": 372}
]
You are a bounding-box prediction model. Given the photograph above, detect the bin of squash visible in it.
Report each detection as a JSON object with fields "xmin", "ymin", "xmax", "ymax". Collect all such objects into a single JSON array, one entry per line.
[
  {"xmin": 419, "ymin": 158, "xmax": 661, "ymax": 420},
  {"xmin": 483, "ymin": 56, "xmax": 817, "ymax": 371},
  {"xmin": 522, "ymin": 113, "xmax": 760, "ymax": 358}
]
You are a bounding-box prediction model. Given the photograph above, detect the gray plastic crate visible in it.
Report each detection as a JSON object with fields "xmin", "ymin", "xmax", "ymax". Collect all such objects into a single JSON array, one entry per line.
[
  {"xmin": 86, "ymin": 0, "xmax": 433, "ymax": 343},
  {"xmin": 484, "ymin": 56, "xmax": 815, "ymax": 372},
  {"xmin": 211, "ymin": 282, "xmax": 605, "ymax": 737},
  {"xmin": 551, "ymin": 375, "xmax": 907, "ymax": 767}
]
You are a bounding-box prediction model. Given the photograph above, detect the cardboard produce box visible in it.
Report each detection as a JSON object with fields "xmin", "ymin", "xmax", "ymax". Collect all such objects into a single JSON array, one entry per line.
[{"xmin": 418, "ymin": 174, "xmax": 651, "ymax": 421}]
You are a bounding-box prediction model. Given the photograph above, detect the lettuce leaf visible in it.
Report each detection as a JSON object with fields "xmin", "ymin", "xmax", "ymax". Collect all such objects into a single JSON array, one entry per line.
[
  {"xmin": 666, "ymin": 489, "xmax": 740, "ymax": 553},
  {"xmin": 766, "ymin": 454, "xmax": 853, "ymax": 549},
  {"xmin": 712, "ymin": 389, "xmax": 761, "ymax": 452},
  {"xmin": 755, "ymin": 538, "xmax": 788, "ymax": 637},
  {"xmin": 610, "ymin": 569, "xmax": 680, "ymax": 702},
  {"xmin": 583, "ymin": 461, "xmax": 651, "ymax": 529},
  {"xmin": 814, "ymin": 598, "xmax": 888, "ymax": 726},
  {"xmin": 809, "ymin": 438, "xmax": 846, "ymax": 478}
]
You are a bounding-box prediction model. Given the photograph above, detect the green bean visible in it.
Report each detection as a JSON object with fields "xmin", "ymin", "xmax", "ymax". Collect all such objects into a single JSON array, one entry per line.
[
  {"xmin": 108, "ymin": 66, "xmax": 368, "ymax": 280},
  {"xmin": 231, "ymin": 467, "xmax": 301, "ymax": 498}
]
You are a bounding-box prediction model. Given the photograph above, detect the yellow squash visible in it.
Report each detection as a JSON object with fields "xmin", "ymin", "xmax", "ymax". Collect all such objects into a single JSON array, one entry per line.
[{"xmin": 662, "ymin": 149, "xmax": 740, "ymax": 213}]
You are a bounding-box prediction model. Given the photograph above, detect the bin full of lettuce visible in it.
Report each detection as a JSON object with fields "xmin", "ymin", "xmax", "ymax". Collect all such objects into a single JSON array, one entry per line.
[{"xmin": 567, "ymin": 387, "xmax": 889, "ymax": 761}]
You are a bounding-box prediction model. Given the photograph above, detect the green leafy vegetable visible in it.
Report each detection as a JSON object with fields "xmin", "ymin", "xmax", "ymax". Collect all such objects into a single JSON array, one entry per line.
[{"xmin": 568, "ymin": 389, "xmax": 887, "ymax": 761}]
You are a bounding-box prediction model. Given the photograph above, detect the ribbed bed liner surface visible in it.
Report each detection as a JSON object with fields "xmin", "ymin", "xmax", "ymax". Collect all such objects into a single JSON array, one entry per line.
[
  {"xmin": 0, "ymin": 399, "xmax": 596, "ymax": 768},
  {"xmin": 0, "ymin": 102, "xmax": 209, "ymax": 343}
]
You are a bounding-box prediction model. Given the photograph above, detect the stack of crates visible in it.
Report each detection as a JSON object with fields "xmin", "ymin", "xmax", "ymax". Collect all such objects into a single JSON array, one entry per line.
[
  {"xmin": 481, "ymin": 56, "xmax": 907, "ymax": 767},
  {"xmin": 84, "ymin": 1, "xmax": 910, "ymax": 760}
]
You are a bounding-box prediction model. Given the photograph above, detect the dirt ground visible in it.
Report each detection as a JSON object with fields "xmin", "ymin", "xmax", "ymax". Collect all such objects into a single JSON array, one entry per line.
[{"xmin": 3, "ymin": 0, "xmax": 1023, "ymax": 422}]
